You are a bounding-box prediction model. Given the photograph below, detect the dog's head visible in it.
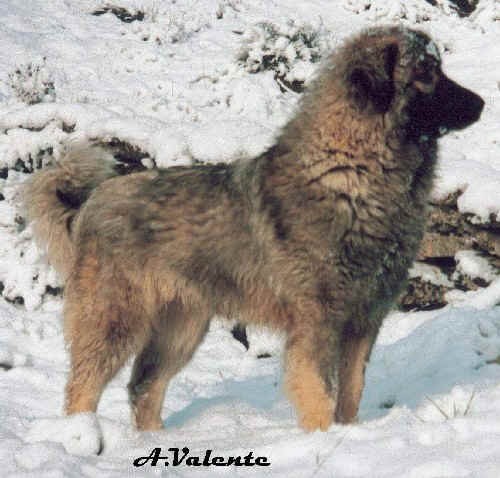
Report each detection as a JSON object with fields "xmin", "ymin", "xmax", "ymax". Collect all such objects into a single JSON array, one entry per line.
[{"xmin": 339, "ymin": 26, "xmax": 484, "ymax": 141}]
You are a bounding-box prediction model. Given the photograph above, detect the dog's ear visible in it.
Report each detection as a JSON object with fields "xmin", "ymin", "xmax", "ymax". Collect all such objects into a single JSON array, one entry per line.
[{"xmin": 348, "ymin": 43, "xmax": 399, "ymax": 113}]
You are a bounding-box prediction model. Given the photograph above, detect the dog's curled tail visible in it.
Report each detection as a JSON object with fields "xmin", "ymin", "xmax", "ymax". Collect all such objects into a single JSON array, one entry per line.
[{"xmin": 24, "ymin": 144, "xmax": 118, "ymax": 280}]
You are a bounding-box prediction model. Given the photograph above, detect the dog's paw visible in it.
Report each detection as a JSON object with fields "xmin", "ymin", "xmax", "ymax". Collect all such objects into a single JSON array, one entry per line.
[
  {"xmin": 299, "ymin": 409, "xmax": 334, "ymax": 432},
  {"xmin": 26, "ymin": 412, "xmax": 104, "ymax": 456}
]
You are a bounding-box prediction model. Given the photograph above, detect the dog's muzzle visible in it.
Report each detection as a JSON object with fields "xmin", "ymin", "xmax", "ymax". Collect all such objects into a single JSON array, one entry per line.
[
  {"xmin": 434, "ymin": 75, "xmax": 485, "ymax": 131},
  {"xmin": 407, "ymin": 74, "xmax": 485, "ymax": 141}
]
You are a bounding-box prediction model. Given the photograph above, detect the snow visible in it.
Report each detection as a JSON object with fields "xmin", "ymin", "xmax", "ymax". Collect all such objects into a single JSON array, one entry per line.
[
  {"xmin": 409, "ymin": 262, "xmax": 454, "ymax": 288},
  {"xmin": 27, "ymin": 413, "xmax": 104, "ymax": 456},
  {"xmin": 0, "ymin": 0, "xmax": 499, "ymax": 476},
  {"xmin": 3, "ymin": 300, "xmax": 500, "ymax": 476},
  {"xmin": 447, "ymin": 278, "xmax": 500, "ymax": 311},
  {"xmin": 454, "ymin": 250, "xmax": 498, "ymax": 283}
]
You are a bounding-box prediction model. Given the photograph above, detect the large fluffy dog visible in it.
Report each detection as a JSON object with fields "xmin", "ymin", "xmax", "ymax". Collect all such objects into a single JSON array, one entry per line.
[{"xmin": 25, "ymin": 26, "xmax": 483, "ymax": 439}]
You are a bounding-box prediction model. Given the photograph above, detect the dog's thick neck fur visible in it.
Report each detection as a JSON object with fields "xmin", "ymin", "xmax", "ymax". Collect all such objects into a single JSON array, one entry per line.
[
  {"xmin": 230, "ymin": 28, "xmax": 445, "ymax": 296},
  {"xmin": 274, "ymin": 27, "xmax": 439, "ymax": 199},
  {"xmin": 253, "ymin": 31, "xmax": 438, "ymax": 244}
]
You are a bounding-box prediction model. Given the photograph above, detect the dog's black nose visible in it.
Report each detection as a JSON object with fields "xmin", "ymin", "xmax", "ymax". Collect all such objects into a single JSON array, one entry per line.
[
  {"xmin": 469, "ymin": 92, "xmax": 485, "ymax": 123},
  {"xmin": 436, "ymin": 75, "xmax": 485, "ymax": 130}
]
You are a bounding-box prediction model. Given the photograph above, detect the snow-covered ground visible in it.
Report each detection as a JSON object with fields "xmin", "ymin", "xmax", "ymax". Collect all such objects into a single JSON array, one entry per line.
[{"xmin": 0, "ymin": 0, "xmax": 499, "ymax": 476}]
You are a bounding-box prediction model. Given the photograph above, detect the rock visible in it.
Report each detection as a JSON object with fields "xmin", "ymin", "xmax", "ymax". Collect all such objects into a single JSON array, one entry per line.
[
  {"xmin": 418, "ymin": 232, "xmax": 471, "ymax": 260},
  {"xmin": 408, "ymin": 191, "xmax": 499, "ymax": 312},
  {"xmin": 398, "ymin": 277, "xmax": 449, "ymax": 311}
]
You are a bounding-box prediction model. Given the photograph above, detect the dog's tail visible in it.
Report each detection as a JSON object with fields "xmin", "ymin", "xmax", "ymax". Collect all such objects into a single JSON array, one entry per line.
[{"xmin": 24, "ymin": 144, "xmax": 118, "ymax": 280}]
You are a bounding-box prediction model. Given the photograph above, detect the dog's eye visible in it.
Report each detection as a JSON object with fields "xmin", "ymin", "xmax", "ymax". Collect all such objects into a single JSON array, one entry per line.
[
  {"xmin": 413, "ymin": 56, "xmax": 439, "ymax": 93},
  {"xmin": 414, "ymin": 57, "xmax": 438, "ymax": 82}
]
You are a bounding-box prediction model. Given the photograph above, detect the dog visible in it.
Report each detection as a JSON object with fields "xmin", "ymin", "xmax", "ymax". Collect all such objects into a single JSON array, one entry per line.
[{"xmin": 25, "ymin": 25, "xmax": 484, "ymax": 439}]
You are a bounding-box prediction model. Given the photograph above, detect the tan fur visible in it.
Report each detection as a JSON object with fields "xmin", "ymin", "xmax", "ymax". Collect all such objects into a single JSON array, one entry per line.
[
  {"xmin": 24, "ymin": 26, "xmax": 483, "ymax": 441},
  {"xmin": 23, "ymin": 144, "xmax": 117, "ymax": 279},
  {"xmin": 286, "ymin": 335, "xmax": 336, "ymax": 431},
  {"xmin": 335, "ymin": 330, "xmax": 375, "ymax": 423}
]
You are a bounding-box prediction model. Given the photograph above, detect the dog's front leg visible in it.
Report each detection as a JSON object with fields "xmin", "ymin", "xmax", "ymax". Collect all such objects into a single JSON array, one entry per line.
[
  {"xmin": 335, "ymin": 323, "xmax": 378, "ymax": 424},
  {"xmin": 285, "ymin": 308, "xmax": 341, "ymax": 432}
]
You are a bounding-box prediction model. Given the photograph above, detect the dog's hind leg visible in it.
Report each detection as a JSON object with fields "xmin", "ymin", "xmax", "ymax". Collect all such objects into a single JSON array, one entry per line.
[
  {"xmin": 63, "ymin": 253, "xmax": 145, "ymax": 417},
  {"xmin": 128, "ymin": 299, "xmax": 210, "ymax": 431},
  {"xmin": 64, "ymin": 314, "xmax": 138, "ymax": 417}
]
